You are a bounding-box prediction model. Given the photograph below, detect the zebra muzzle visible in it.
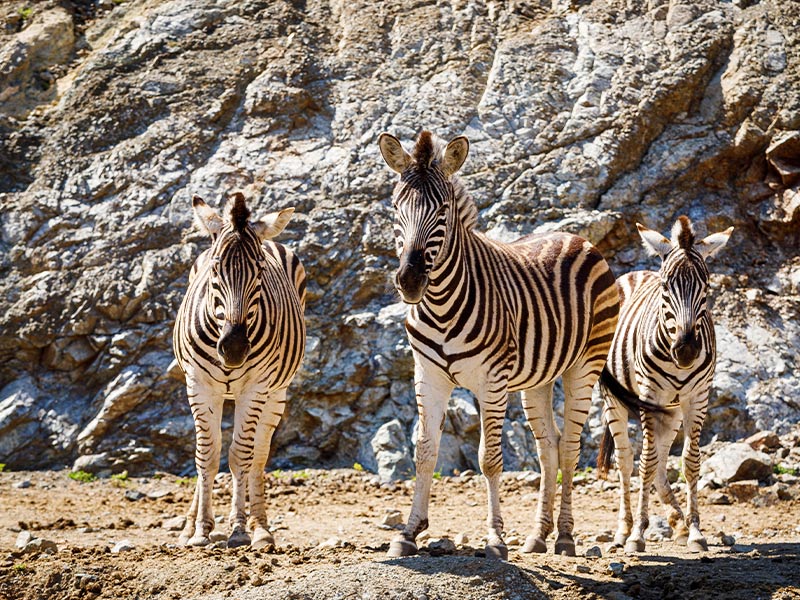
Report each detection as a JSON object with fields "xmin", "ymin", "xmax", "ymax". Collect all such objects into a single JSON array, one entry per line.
[
  {"xmin": 217, "ymin": 322, "xmax": 251, "ymax": 368},
  {"xmin": 396, "ymin": 249, "xmax": 429, "ymax": 304},
  {"xmin": 671, "ymin": 329, "xmax": 700, "ymax": 369}
]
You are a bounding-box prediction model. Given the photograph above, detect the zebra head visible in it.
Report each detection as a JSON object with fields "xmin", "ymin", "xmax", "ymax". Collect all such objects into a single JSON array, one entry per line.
[
  {"xmin": 192, "ymin": 193, "xmax": 295, "ymax": 369},
  {"xmin": 637, "ymin": 216, "xmax": 733, "ymax": 369},
  {"xmin": 378, "ymin": 130, "xmax": 469, "ymax": 304}
]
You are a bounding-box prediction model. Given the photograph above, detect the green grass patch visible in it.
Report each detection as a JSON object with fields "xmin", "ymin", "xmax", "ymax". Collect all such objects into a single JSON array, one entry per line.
[
  {"xmin": 292, "ymin": 469, "xmax": 310, "ymax": 480},
  {"xmin": 18, "ymin": 7, "xmax": 32, "ymax": 20},
  {"xmin": 0, "ymin": 463, "xmax": 6, "ymax": 473},
  {"xmin": 12, "ymin": 562, "xmax": 27, "ymax": 573},
  {"xmin": 432, "ymin": 470, "xmax": 442, "ymax": 480},
  {"xmin": 774, "ymin": 464, "xmax": 799, "ymax": 476},
  {"xmin": 111, "ymin": 470, "xmax": 129, "ymax": 486},
  {"xmin": 352, "ymin": 463, "xmax": 364, "ymax": 472},
  {"xmin": 175, "ymin": 476, "xmax": 196, "ymax": 486},
  {"xmin": 68, "ymin": 470, "xmax": 96, "ymax": 483}
]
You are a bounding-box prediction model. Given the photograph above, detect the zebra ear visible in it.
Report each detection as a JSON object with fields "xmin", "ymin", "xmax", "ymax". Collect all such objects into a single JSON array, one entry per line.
[
  {"xmin": 696, "ymin": 226, "xmax": 733, "ymax": 260},
  {"xmin": 636, "ymin": 222, "xmax": 672, "ymax": 258},
  {"xmin": 441, "ymin": 136, "xmax": 469, "ymax": 176},
  {"xmin": 192, "ymin": 195, "xmax": 223, "ymax": 239},
  {"xmin": 378, "ymin": 133, "xmax": 412, "ymax": 174},
  {"xmin": 253, "ymin": 207, "xmax": 295, "ymax": 240}
]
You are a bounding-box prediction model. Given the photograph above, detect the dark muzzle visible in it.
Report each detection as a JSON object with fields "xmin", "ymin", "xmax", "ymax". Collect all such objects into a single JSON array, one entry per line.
[
  {"xmin": 395, "ymin": 248, "xmax": 429, "ymax": 304},
  {"xmin": 671, "ymin": 328, "xmax": 701, "ymax": 369},
  {"xmin": 217, "ymin": 321, "xmax": 251, "ymax": 368}
]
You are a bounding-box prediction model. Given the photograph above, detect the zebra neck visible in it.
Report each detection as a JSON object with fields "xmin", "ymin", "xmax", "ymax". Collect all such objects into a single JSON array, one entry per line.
[{"xmin": 422, "ymin": 222, "xmax": 475, "ymax": 312}]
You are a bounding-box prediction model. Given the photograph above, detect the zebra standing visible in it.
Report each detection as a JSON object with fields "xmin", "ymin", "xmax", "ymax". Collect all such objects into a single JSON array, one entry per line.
[
  {"xmin": 377, "ymin": 130, "xmax": 620, "ymax": 558},
  {"xmin": 173, "ymin": 192, "xmax": 306, "ymax": 548},
  {"xmin": 597, "ymin": 216, "xmax": 732, "ymax": 553}
]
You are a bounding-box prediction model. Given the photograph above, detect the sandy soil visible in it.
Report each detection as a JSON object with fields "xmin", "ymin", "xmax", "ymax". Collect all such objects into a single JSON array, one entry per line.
[{"xmin": 1, "ymin": 468, "xmax": 799, "ymax": 599}]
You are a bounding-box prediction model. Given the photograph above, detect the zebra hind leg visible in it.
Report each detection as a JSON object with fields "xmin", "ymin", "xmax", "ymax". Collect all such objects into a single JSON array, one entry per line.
[
  {"xmin": 520, "ymin": 384, "xmax": 558, "ymax": 554},
  {"xmin": 682, "ymin": 399, "xmax": 709, "ymax": 552},
  {"xmin": 249, "ymin": 392, "xmax": 285, "ymax": 550},
  {"xmin": 179, "ymin": 484, "xmax": 200, "ymax": 545},
  {"xmin": 652, "ymin": 412, "xmax": 686, "ymax": 545},
  {"xmin": 478, "ymin": 384, "xmax": 509, "ymax": 560},
  {"xmin": 601, "ymin": 398, "xmax": 634, "ymax": 548}
]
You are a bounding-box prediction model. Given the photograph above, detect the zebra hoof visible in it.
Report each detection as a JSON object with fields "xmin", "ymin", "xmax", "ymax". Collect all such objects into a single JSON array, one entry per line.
[
  {"xmin": 387, "ymin": 538, "xmax": 418, "ymax": 558},
  {"xmin": 227, "ymin": 530, "xmax": 251, "ymax": 549},
  {"xmin": 687, "ymin": 537, "xmax": 708, "ymax": 553},
  {"xmin": 624, "ymin": 539, "xmax": 645, "ymax": 553},
  {"xmin": 554, "ymin": 535, "xmax": 576, "ymax": 556},
  {"xmin": 673, "ymin": 533, "xmax": 689, "ymax": 546},
  {"xmin": 251, "ymin": 528, "xmax": 275, "ymax": 550},
  {"xmin": 484, "ymin": 544, "xmax": 508, "ymax": 561},
  {"xmin": 521, "ymin": 535, "xmax": 547, "ymax": 554},
  {"xmin": 187, "ymin": 535, "xmax": 212, "ymax": 547}
]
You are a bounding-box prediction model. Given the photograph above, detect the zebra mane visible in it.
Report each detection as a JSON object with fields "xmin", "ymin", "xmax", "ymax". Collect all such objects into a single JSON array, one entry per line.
[
  {"xmin": 228, "ymin": 192, "xmax": 251, "ymax": 233},
  {"xmin": 671, "ymin": 215, "xmax": 695, "ymax": 250},
  {"xmin": 412, "ymin": 131, "xmax": 478, "ymax": 231}
]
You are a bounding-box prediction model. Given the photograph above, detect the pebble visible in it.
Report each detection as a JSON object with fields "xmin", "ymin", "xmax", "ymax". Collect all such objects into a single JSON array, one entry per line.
[
  {"xmin": 111, "ymin": 539, "xmax": 134, "ymax": 553},
  {"xmin": 608, "ymin": 562, "xmax": 625, "ymax": 576},
  {"xmin": 146, "ymin": 489, "xmax": 172, "ymax": 500},
  {"xmin": 416, "ymin": 531, "xmax": 431, "ymax": 543},
  {"xmin": 23, "ymin": 538, "xmax": 59, "ymax": 555},
  {"xmin": 505, "ymin": 535, "xmax": 521, "ymax": 546},
  {"xmin": 454, "ymin": 533, "xmax": 469, "ymax": 546},
  {"xmin": 459, "ymin": 470, "xmax": 476, "ymax": 479},
  {"xmin": 124, "ymin": 490, "xmax": 144, "ymax": 501},
  {"xmin": 720, "ymin": 534, "xmax": 736, "ymax": 546},
  {"xmin": 594, "ymin": 531, "xmax": 613, "ymax": 542},
  {"xmin": 576, "ymin": 564, "xmax": 591, "ymax": 574},
  {"xmin": 381, "ymin": 510, "xmax": 403, "ymax": 528},
  {"xmin": 13, "ymin": 480, "xmax": 31, "ymax": 489},
  {"xmin": 162, "ymin": 516, "xmax": 187, "ymax": 531},
  {"xmin": 315, "ymin": 536, "xmax": 344, "ymax": 551},
  {"xmin": 427, "ymin": 538, "xmax": 456, "ymax": 556},
  {"xmin": 209, "ymin": 531, "xmax": 227, "ymax": 543},
  {"xmin": 15, "ymin": 531, "xmax": 33, "ymax": 549},
  {"xmin": 584, "ymin": 545, "xmax": 602, "ymax": 558}
]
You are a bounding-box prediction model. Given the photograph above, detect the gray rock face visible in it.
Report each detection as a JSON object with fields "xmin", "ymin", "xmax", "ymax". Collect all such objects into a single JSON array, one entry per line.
[
  {"xmin": 0, "ymin": 0, "xmax": 798, "ymax": 476},
  {"xmin": 701, "ymin": 443, "xmax": 773, "ymax": 483}
]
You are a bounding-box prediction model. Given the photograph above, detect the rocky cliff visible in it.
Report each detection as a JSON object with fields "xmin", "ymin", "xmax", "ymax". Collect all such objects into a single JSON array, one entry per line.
[{"xmin": 1, "ymin": 0, "xmax": 798, "ymax": 477}]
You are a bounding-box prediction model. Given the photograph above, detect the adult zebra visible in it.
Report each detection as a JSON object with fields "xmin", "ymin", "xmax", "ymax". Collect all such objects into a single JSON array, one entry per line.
[
  {"xmin": 597, "ymin": 217, "xmax": 732, "ymax": 553},
  {"xmin": 378, "ymin": 130, "xmax": 620, "ymax": 558},
  {"xmin": 173, "ymin": 192, "xmax": 305, "ymax": 549}
]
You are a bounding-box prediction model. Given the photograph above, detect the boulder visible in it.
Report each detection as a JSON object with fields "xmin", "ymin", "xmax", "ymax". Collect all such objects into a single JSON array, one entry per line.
[{"xmin": 702, "ymin": 443, "xmax": 773, "ymax": 484}]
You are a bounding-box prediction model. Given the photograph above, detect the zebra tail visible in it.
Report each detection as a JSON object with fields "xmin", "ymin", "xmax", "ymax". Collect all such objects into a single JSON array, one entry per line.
[{"xmin": 597, "ymin": 423, "xmax": 615, "ymax": 479}]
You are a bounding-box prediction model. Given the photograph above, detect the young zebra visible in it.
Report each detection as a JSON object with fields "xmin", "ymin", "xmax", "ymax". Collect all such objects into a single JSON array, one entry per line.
[
  {"xmin": 378, "ymin": 131, "xmax": 620, "ymax": 559},
  {"xmin": 173, "ymin": 192, "xmax": 306, "ymax": 549},
  {"xmin": 597, "ymin": 217, "xmax": 732, "ymax": 553}
]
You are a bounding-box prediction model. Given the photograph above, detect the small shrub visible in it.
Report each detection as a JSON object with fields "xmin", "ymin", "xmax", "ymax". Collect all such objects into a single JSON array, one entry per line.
[
  {"xmin": 12, "ymin": 562, "xmax": 27, "ymax": 573},
  {"xmin": 432, "ymin": 470, "xmax": 442, "ymax": 480},
  {"xmin": 0, "ymin": 463, "xmax": 6, "ymax": 473},
  {"xmin": 111, "ymin": 471, "xmax": 129, "ymax": 486},
  {"xmin": 18, "ymin": 7, "xmax": 33, "ymax": 20},
  {"xmin": 293, "ymin": 469, "xmax": 310, "ymax": 480},
  {"xmin": 68, "ymin": 470, "xmax": 96, "ymax": 483},
  {"xmin": 175, "ymin": 476, "xmax": 196, "ymax": 486},
  {"xmin": 352, "ymin": 463, "xmax": 364, "ymax": 472},
  {"xmin": 774, "ymin": 465, "xmax": 799, "ymax": 476}
]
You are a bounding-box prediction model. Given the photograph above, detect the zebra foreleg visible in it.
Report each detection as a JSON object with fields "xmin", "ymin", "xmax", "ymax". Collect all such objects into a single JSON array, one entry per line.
[
  {"xmin": 681, "ymin": 398, "xmax": 709, "ymax": 552},
  {"xmin": 602, "ymin": 399, "xmax": 634, "ymax": 548},
  {"xmin": 388, "ymin": 368, "xmax": 452, "ymax": 558},
  {"xmin": 179, "ymin": 484, "xmax": 200, "ymax": 545},
  {"xmin": 520, "ymin": 384, "xmax": 558, "ymax": 554},
  {"xmin": 626, "ymin": 411, "xmax": 659, "ymax": 553},
  {"xmin": 186, "ymin": 389, "xmax": 224, "ymax": 547},
  {"xmin": 248, "ymin": 390, "xmax": 286, "ymax": 550},
  {"xmin": 652, "ymin": 411, "xmax": 686, "ymax": 545},
  {"xmin": 478, "ymin": 382, "xmax": 509, "ymax": 560}
]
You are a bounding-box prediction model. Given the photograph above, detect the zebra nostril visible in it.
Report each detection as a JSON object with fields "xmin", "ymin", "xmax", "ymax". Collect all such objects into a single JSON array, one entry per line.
[{"xmin": 218, "ymin": 322, "xmax": 250, "ymax": 367}]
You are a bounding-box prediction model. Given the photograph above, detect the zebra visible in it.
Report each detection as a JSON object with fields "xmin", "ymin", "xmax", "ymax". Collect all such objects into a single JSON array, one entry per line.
[
  {"xmin": 173, "ymin": 192, "xmax": 306, "ymax": 549},
  {"xmin": 596, "ymin": 216, "xmax": 732, "ymax": 553},
  {"xmin": 377, "ymin": 130, "xmax": 620, "ymax": 559}
]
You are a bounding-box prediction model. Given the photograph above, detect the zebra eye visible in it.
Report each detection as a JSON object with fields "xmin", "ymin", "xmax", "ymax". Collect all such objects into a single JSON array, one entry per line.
[
  {"xmin": 436, "ymin": 203, "xmax": 449, "ymax": 215},
  {"xmin": 660, "ymin": 281, "xmax": 668, "ymax": 291}
]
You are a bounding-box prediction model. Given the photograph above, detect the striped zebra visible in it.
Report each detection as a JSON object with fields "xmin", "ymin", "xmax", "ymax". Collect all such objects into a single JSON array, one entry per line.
[
  {"xmin": 377, "ymin": 131, "xmax": 620, "ymax": 558},
  {"xmin": 597, "ymin": 216, "xmax": 732, "ymax": 553},
  {"xmin": 173, "ymin": 192, "xmax": 306, "ymax": 548}
]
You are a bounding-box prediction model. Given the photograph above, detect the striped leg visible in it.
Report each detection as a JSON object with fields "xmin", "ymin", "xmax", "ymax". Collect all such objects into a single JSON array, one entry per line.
[
  {"xmin": 652, "ymin": 411, "xmax": 685, "ymax": 545},
  {"xmin": 603, "ymin": 397, "xmax": 635, "ymax": 547},
  {"xmin": 248, "ymin": 390, "xmax": 287, "ymax": 550},
  {"xmin": 184, "ymin": 382, "xmax": 224, "ymax": 546},
  {"xmin": 521, "ymin": 384, "xmax": 558, "ymax": 554},
  {"xmin": 555, "ymin": 363, "xmax": 599, "ymax": 555},
  {"xmin": 626, "ymin": 409, "xmax": 663, "ymax": 553},
  {"xmin": 477, "ymin": 379, "xmax": 509, "ymax": 560},
  {"xmin": 682, "ymin": 395, "xmax": 709, "ymax": 552},
  {"xmin": 388, "ymin": 364, "xmax": 453, "ymax": 557},
  {"xmin": 228, "ymin": 391, "xmax": 268, "ymax": 548}
]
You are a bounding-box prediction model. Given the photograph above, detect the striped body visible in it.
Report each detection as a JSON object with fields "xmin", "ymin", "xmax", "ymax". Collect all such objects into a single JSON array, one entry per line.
[
  {"xmin": 173, "ymin": 194, "xmax": 305, "ymax": 548},
  {"xmin": 379, "ymin": 131, "xmax": 619, "ymax": 557},
  {"xmin": 598, "ymin": 217, "xmax": 732, "ymax": 553}
]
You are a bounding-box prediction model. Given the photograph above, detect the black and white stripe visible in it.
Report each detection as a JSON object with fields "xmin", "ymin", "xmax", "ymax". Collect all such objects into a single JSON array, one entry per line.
[
  {"xmin": 173, "ymin": 192, "xmax": 305, "ymax": 549},
  {"xmin": 379, "ymin": 131, "xmax": 620, "ymax": 558},
  {"xmin": 597, "ymin": 216, "xmax": 732, "ymax": 553}
]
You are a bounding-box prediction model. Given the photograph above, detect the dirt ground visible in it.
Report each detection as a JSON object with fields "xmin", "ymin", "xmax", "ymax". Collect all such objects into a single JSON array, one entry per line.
[{"xmin": 1, "ymin": 468, "xmax": 799, "ymax": 600}]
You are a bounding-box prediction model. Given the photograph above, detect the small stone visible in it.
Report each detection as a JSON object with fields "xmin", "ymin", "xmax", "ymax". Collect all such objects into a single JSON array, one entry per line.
[
  {"xmin": 576, "ymin": 564, "xmax": 591, "ymax": 574},
  {"xmin": 15, "ymin": 531, "xmax": 33, "ymax": 549},
  {"xmin": 459, "ymin": 470, "xmax": 476, "ymax": 479},
  {"xmin": 209, "ymin": 531, "xmax": 227, "ymax": 543},
  {"xmin": 381, "ymin": 510, "xmax": 403, "ymax": 528},
  {"xmin": 720, "ymin": 534, "xmax": 736, "ymax": 546},
  {"xmin": 727, "ymin": 480, "xmax": 760, "ymax": 502},
  {"xmin": 13, "ymin": 480, "xmax": 31, "ymax": 489},
  {"xmin": 315, "ymin": 536, "xmax": 343, "ymax": 550},
  {"xmin": 744, "ymin": 431, "xmax": 780, "ymax": 451},
  {"xmin": 124, "ymin": 490, "xmax": 144, "ymax": 501},
  {"xmin": 454, "ymin": 533, "xmax": 469, "ymax": 546},
  {"xmin": 645, "ymin": 515, "xmax": 673, "ymax": 542},
  {"xmin": 505, "ymin": 535, "xmax": 521, "ymax": 546},
  {"xmin": 584, "ymin": 545, "xmax": 602, "ymax": 558},
  {"xmin": 608, "ymin": 562, "xmax": 625, "ymax": 576},
  {"xmin": 111, "ymin": 539, "xmax": 134, "ymax": 553},
  {"xmin": 162, "ymin": 516, "xmax": 186, "ymax": 531},
  {"xmin": 594, "ymin": 532, "xmax": 613, "ymax": 542},
  {"xmin": 709, "ymin": 492, "xmax": 731, "ymax": 505},
  {"xmin": 146, "ymin": 489, "xmax": 172, "ymax": 500},
  {"xmin": 23, "ymin": 538, "xmax": 58, "ymax": 555},
  {"xmin": 427, "ymin": 538, "xmax": 456, "ymax": 556},
  {"xmin": 416, "ymin": 531, "xmax": 431, "ymax": 543}
]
